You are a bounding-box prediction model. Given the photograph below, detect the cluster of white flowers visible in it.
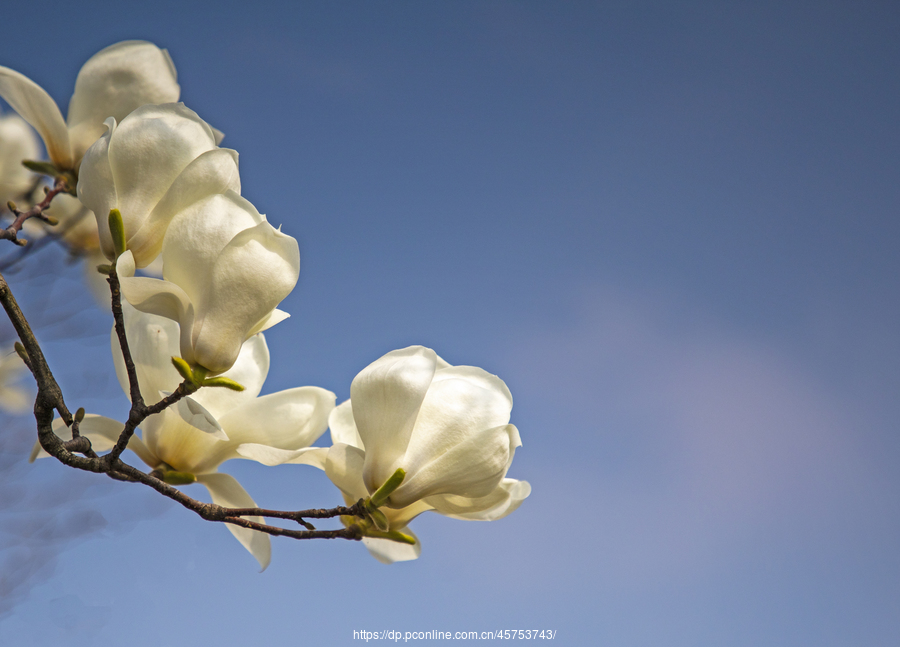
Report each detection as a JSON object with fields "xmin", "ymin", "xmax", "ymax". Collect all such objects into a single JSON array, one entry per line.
[{"xmin": 2, "ymin": 41, "xmax": 529, "ymax": 568}]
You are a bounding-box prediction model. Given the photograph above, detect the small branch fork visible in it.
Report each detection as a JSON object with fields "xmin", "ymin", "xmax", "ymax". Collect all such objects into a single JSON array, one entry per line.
[
  {"xmin": 1, "ymin": 177, "xmax": 69, "ymax": 246},
  {"xmin": 0, "ymin": 263, "xmax": 367, "ymax": 543}
]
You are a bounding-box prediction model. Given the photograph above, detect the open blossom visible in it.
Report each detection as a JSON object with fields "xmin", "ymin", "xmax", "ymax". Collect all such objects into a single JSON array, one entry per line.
[
  {"xmin": 239, "ymin": 346, "xmax": 531, "ymax": 563},
  {"xmin": 78, "ymin": 102, "xmax": 238, "ymax": 267},
  {"xmin": 32, "ymin": 305, "xmax": 335, "ymax": 568},
  {"xmin": 0, "ymin": 41, "xmax": 179, "ymax": 171},
  {"xmin": 0, "ymin": 112, "xmax": 40, "ymax": 206},
  {"xmin": 115, "ymin": 187, "xmax": 299, "ymax": 374}
]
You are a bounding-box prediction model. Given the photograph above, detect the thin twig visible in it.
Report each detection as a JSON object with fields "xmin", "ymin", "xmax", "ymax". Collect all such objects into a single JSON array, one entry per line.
[{"xmin": 0, "ymin": 178, "xmax": 68, "ymax": 246}]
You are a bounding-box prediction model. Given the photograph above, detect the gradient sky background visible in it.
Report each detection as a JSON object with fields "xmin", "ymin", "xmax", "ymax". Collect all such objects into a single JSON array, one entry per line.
[{"xmin": 1, "ymin": 1, "xmax": 899, "ymax": 644}]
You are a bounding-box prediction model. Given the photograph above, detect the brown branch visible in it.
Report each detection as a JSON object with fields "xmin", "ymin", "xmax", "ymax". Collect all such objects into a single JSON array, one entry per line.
[
  {"xmin": 0, "ymin": 269, "xmax": 368, "ymax": 545},
  {"xmin": 1, "ymin": 177, "xmax": 69, "ymax": 246}
]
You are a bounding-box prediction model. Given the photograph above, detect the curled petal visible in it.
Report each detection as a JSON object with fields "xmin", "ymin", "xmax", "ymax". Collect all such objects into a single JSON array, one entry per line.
[
  {"xmin": 235, "ymin": 444, "xmax": 328, "ymax": 469},
  {"xmin": 362, "ymin": 527, "xmax": 422, "ymax": 564},
  {"xmin": 196, "ymin": 472, "xmax": 271, "ymax": 571},
  {"xmin": 0, "ymin": 66, "xmax": 72, "ymax": 168},
  {"xmin": 426, "ymin": 478, "xmax": 532, "ymax": 521},
  {"xmin": 175, "ymin": 396, "xmax": 228, "ymax": 440},
  {"xmin": 190, "ymin": 219, "xmax": 299, "ymax": 373}
]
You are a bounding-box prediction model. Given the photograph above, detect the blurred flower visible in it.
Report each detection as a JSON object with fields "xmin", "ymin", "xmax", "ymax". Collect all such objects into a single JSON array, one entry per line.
[
  {"xmin": 0, "ymin": 41, "xmax": 179, "ymax": 171},
  {"xmin": 32, "ymin": 305, "xmax": 335, "ymax": 569},
  {"xmin": 239, "ymin": 346, "xmax": 530, "ymax": 563},
  {"xmin": 78, "ymin": 103, "xmax": 238, "ymax": 267},
  {"xmin": 114, "ymin": 185, "xmax": 299, "ymax": 374},
  {"xmin": 0, "ymin": 346, "xmax": 32, "ymax": 415},
  {"xmin": 0, "ymin": 112, "xmax": 39, "ymax": 207}
]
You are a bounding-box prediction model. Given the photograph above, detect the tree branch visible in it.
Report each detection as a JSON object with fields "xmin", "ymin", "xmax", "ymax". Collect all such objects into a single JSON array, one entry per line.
[
  {"xmin": 0, "ymin": 177, "xmax": 69, "ymax": 247},
  {"xmin": 1, "ymin": 269, "xmax": 367, "ymax": 545}
]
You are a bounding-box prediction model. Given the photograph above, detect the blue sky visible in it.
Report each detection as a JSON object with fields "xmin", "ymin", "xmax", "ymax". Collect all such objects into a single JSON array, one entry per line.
[{"xmin": 1, "ymin": 1, "xmax": 899, "ymax": 644}]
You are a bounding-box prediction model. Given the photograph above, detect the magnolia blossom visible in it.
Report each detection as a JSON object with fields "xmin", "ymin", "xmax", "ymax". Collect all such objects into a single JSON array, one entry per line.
[
  {"xmin": 0, "ymin": 41, "xmax": 179, "ymax": 171},
  {"xmin": 78, "ymin": 102, "xmax": 237, "ymax": 267},
  {"xmin": 115, "ymin": 187, "xmax": 299, "ymax": 374},
  {"xmin": 0, "ymin": 347, "xmax": 32, "ymax": 415},
  {"xmin": 32, "ymin": 305, "xmax": 335, "ymax": 568},
  {"xmin": 0, "ymin": 112, "xmax": 39, "ymax": 206},
  {"xmin": 239, "ymin": 346, "xmax": 531, "ymax": 563}
]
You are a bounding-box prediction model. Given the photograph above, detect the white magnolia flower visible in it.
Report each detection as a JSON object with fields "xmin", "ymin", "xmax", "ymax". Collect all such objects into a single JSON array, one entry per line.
[
  {"xmin": 0, "ymin": 347, "xmax": 32, "ymax": 415},
  {"xmin": 239, "ymin": 346, "xmax": 530, "ymax": 563},
  {"xmin": 0, "ymin": 112, "xmax": 39, "ymax": 206},
  {"xmin": 32, "ymin": 306, "xmax": 335, "ymax": 569},
  {"xmin": 114, "ymin": 188, "xmax": 299, "ymax": 374},
  {"xmin": 78, "ymin": 102, "xmax": 238, "ymax": 267},
  {"xmin": 0, "ymin": 41, "xmax": 179, "ymax": 171}
]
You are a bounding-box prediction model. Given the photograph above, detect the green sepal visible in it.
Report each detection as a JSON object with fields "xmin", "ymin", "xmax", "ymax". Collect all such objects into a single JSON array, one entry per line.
[
  {"xmin": 21, "ymin": 160, "xmax": 58, "ymax": 176},
  {"xmin": 369, "ymin": 468, "xmax": 406, "ymax": 508},
  {"xmin": 108, "ymin": 209, "xmax": 126, "ymax": 257},
  {"xmin": 366, "ymin": 505, "xmax": 390, "ymax": 532},
  {"xmin": 171, "ymin": 356, "xmax": 195, "ymax": 382},
  {"xmin": 96, "ymin": 263, "xmax": 114, "ymax": 275},
  {"xmin": 161, "ymin": 470, "xmax": 196, "ymax": 486},
  {"xmin": 42, "ymin": 215, "xmax": 59, "ymax": 226},
  {"xmin": 200, "ymin": 376, "xmax": 245, "ymax": 391},
  {"xmin": 6, "ymin": 201, "xmax": 16, "ymax": 212},
  {"xmin": 21, "ymin": 161, "xmax": 76, "ymax": 194}
]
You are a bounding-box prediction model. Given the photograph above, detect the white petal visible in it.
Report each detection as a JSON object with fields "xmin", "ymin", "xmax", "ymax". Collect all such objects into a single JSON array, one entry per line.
[
  {"xmin": 245, "ymin": 308, "xmax": 290, "ymax": 337},
  {"xmin": 0, "ymin": 113, "xmax": 41, "ymax": 203},
  {"xmin": 391, "ymin": 424, "xmax": 518, "ymax": 507},
  {"xmin": 0, "ymin": 66, "xmax": 72, "ymax": 167},
  {"xmin": 426, "ymin": 478, "xmax": 532, "ymax": 521},
  {"xmin": 161, "ymin": 191, "xmax": 262, "ymax": 309},
  {"xmin": 391, "ymin": 366, "xmax": 515, "ymax": 505},
  {"xmin": 328, "ymin": 399, "xmax": 363, "ymax": 449},
  {"xmin": 351, "ymin": 346, "xmax": 437, "ymax": 492},
  {"xmin": 77, "ymin": 117, "xmax": 118, "ymax": 259},
  {"xmin": 195, "ymin": 472, "xmax": 271, "ymax": 571},
  {"xmin": 116, "ymin": 273, "xmax": 196, "ymax": 365},
  {"xmin": 107, "ymin": 103, "xmax": 216, "ymax": 234},
  {"xmin": 324, "ymin": 443, "xmax": 369, "ymax": 501},
  {"xmin": 129, "ymin": 148, "xmax": 240, "ymax": 268},
  {"xmin": 175, "ymin": 396, "xmax": 228, "ymax": 440},
  {"xmin": 190, "ymin": 333, "xmax": 269, "ymax": 416},
  {"xmin": 362, "ymin": 527, "xmax": 422, "ymax": 564},
  {"xmin": 141, "ymin": 408, "xmax": 225, "ymax": 475},
  {"xmin": 111, "ymin": 303, "xmax": 183, "ymax": 402},
  {"xmin": 235, "ymin": 444, "xmax": 328, "ymax": 468},
  {"xmin": 218, "ymin": 386, "xmax": 334, "ymax": 449},
  {"xmin": 66, "ymin": 41, "xmax": 180, "ymax": 163},
  {"xmin": 190, "ymin": 218, "xmax": 300, "ymax": 374}
]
